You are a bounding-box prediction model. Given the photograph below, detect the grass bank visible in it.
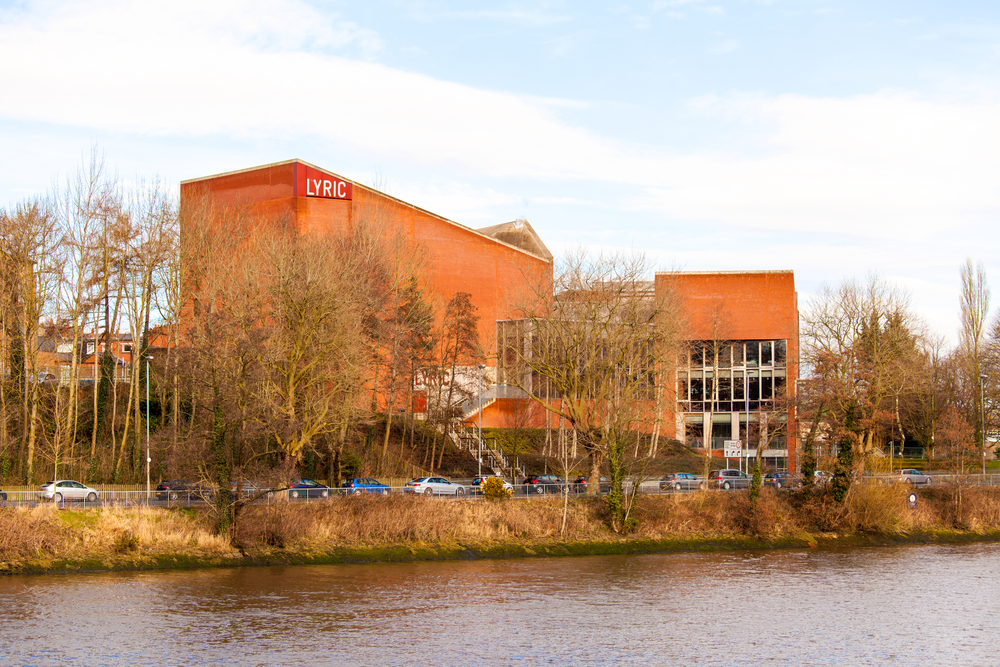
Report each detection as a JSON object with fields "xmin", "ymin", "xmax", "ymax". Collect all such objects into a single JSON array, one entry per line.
[{"xmin": 4, "ymin": 483, "xmax": 1000, "ymax": 575}]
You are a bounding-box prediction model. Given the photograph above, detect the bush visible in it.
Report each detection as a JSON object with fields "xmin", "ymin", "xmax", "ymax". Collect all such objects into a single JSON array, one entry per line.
[
  {"xmin": 232, "ymin": 504, "xmax": 310, "ymax": 550},
  {"xmin": 482, "ymin": 476, "xmax": 512, "ymax": 501},
  {"xmin": 113, "ymin": 530, "xmax": 140, "ymax": 554}
]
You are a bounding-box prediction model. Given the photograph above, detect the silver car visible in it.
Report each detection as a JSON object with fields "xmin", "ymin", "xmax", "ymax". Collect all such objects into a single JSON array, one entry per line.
[
  {"xmin": 404, "ymin": 477, "xmax": 467, "ymax": 496},
  {"xmin": 38, "ymin": 480, "xmax": 99, "ymax": 503},
  {"xmin": 660, "ymin": 473, "xmax": 703, "ymax": 491},
  {"xmin": 898, "ymin": 469, "xmax": 932, "ymax": 485},
  {"xmin": 706, "ymin": 469, "xmax": 751, "ymax": 490}
]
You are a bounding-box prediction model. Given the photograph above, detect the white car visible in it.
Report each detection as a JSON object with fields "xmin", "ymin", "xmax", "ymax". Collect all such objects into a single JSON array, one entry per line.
[
  {"xmin": 898, "ymin": 469, "xmax": 932, "ymax": 485},
  {"xmin": 38, "ymin": 480, "xmax": 99, "ymax": 503},
  {"xmin": 404, "ymin": 477, "xmax": 466, "ymax": 496}
]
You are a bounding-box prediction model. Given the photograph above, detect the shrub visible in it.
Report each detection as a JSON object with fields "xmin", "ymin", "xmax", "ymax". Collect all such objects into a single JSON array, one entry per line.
[
  {"xmin": 113, "ymin": 530, "xmax": 140, "ymax": 554},
  {"xmin": 482, "ymin": 476, "xmax": 512, "ymax": 501},
  {"xmin": 233, "ymin": 504, "xmax": 310, "ymax": 550}
]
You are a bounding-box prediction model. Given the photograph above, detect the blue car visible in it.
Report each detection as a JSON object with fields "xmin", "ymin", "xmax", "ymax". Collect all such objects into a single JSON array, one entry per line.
[
  {"xmin": 288, "ymin": 479, "xmax": 331, "ymax": 499},
  {"xmin": 341, "ymin": 478, "xmax": 391, "ymax": 495}
]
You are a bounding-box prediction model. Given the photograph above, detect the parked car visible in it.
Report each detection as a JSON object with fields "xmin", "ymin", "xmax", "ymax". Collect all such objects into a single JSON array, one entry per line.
[
  {"xmin": 155, "ymin": 480, "xmax": 214, "ymax": 501},
  {"xmin": 288, "ymin": 479, "xmax": 332, "ymax": 499},
  {"xmin": 522, "ymin": 474, "xmax": 565, "ymax": 494},
  {"xmin": 404, "ymin": 477, "xmax": 466, "ymax": 496},
  {"xmin": 341, "ymin": 478, "xmax": 391, "ymax": 495},
  {"xmin": 898, "ymin": 469, "xmax": 932, "ymax": 485},
  {"xmin": 706, "ymin": 469, "xmax": 751, "ymax": 490},
  {"xmin": 660, "ymin": 473, "xmax": 703, "ymax": 491},
  {"xmin": 38, "ymin": 480, "xmax": 99, "ymax": 503},
  {"xmin": 763, "ymin": 472, "xmax": 795, "ymax": 489},
  {"xmin": 0, "ymin": 489, "xmax": 6, "ymax": 501},
  {"xmin": 230, "ymin": 479, "xmax": 266, "ymax": 499},
  {"xmin": 470, "ymin": 476, "xmax": 514, "ymax": 495},
  {"xmin": 572, "ymin": 476, "xmax": 610, "ymax": 493}
]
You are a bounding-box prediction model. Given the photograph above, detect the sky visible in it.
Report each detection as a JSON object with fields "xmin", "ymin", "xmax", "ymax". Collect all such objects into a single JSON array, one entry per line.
[{"xmin": 1, "ymin": 0, "xmax": 998, "ymax": 346}]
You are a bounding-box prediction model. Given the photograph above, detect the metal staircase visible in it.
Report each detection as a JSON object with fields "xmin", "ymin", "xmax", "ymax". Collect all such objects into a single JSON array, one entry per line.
[
  {"xmin": 451, "ymin": 422, "xmax": 523, "ymax": 479},
  {"xmin": 451, "ymin": 384, "xmax": 530, "ymax": 479}
]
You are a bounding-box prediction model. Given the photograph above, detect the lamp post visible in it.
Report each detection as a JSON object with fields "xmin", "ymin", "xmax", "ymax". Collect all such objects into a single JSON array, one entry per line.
[
  {"xmin": 145, "ymin": 356, "xmax": 153, "ymax": 501},
  {"xmin": 982, "ymin": 373, "xmax": 989, "ymax": 477},
  {"xmin": 478, "ymin": 363, "xmax": 486, "ymax": 479}
]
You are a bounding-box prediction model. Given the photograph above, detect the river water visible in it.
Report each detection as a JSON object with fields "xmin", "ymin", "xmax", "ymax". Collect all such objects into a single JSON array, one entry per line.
[{"xmin": 1, "ymin": 543, "xmax": 997, "ymax": 666}]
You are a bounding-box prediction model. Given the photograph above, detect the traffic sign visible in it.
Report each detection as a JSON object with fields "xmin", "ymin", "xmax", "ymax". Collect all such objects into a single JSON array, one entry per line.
[{"xmin": 724, "ymin": 440, "xmax": 742, "ymax": 458}]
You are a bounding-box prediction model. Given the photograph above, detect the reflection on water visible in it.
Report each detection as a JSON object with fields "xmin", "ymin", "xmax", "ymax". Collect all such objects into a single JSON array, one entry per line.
[{"xmin": 1, "ymin": 543, "xmax": 997, "ymax": 666}]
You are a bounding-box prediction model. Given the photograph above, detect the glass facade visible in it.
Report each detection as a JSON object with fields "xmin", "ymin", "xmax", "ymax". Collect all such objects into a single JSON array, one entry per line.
[{"xmin": 678, "ymin": 339, "xmax": 789, "ymax": 467}]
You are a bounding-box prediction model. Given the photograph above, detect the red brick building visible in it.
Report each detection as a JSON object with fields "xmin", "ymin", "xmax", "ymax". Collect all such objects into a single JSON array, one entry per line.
[
  {"xmin": 181, "ymin": 161, "xmax": 799, "ymax": 471},
  {"xmin": 479, "ymin": 270, "xmax": 800, "ymax": 472},
  {"xmin": 180, "ymin": 159, "xmax": 553, "ymax": 353},
  {"xmin": 658, "ymin": 270, "xmax": 799, "ymax": 471}
]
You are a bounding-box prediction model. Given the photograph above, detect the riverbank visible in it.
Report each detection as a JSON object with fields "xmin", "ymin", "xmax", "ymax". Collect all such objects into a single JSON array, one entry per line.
[{"xmin": 4, "ymin": 484, "xmax": 1000, "ymax": 575}]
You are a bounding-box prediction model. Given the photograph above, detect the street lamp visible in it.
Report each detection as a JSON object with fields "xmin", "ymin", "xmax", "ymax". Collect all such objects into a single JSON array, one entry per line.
[
  {"xmin": 478, "ymin": 363, "xmax": 486, "ymax": 479},
  {"xmin": 982, "ymin": 373, "xmax": 989, "ymax": 477},
  {"xmin": 145, "ymin": 356, "xmax": 153, "ymax": 500}
]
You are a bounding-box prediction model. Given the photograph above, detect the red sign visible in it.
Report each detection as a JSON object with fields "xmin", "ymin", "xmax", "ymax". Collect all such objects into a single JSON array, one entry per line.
[{"xmin": 294, "ymin": 164, "xmax": 352, "ymax": 200}]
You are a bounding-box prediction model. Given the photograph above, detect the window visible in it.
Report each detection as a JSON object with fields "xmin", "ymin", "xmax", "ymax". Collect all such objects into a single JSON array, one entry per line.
[
  {"xmin": 746, "ymin": 342, "xmax": 759, "ymax": 367},
  {"xmin": 761, "ymin": 341, "xmax": 773, "ymax": 366},
  {"xmin": 684, "ymin": 417, "xmax": 704, "ymax": 449},
  {"xmin": 717, "ymin": 343, "xmax": 732, "ymax": 369},
  {"xmin": 122, "ymin": 343, "xmax": 133, "ymax": 353},
  {"xmin": 761, "ymin": 372, "xmax": 773, "ymax": 400},
  {"xmin": 775, "ymin": 340, "xmax": 787, "ymax": 365},
  {"xmin": 711, "ymin": 414, "xmax": 732, "ymax": 451},
  {"xmin": 732, "ymin": 342, "xmax": 745, "ymax": 366},
  {"xmin": 718, "ymin": 375, "xmax": 731, "ymax": 401},
  {"xmin": 732, "ymin": 371, "xmax": 745, "ymax": 401},
  {"xmin": 689, "ymin": 376, "xmax": 703, "ymax": 402}
]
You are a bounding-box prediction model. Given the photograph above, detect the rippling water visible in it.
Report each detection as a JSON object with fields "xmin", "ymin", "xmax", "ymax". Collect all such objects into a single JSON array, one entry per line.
[{"xmin": 2, "ymin": 543, "xmax": 997, "ymax": 666}]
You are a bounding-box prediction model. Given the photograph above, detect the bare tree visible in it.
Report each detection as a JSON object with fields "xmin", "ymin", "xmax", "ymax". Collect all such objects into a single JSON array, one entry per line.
[
  {"xmin": 0, "ymin": 198, "xmax": 62, "ymax": 481},
  {"xmin": 802, "ymin": 275, "xmax": 922, "ymax": 493},
  {"xmin": 51, "ymin": 149, "xmax": 117, "ymax": 479},
  {"xmin": 900, "ymin": 335, "xmax": 949, "ymax": 460},
  {"xmin": 503, "ymin": 249, "xmax": 683, "ymax": 531},
  {"xmin": 958, "ymin": 259, "xmax": 991, "ymax": 473}
]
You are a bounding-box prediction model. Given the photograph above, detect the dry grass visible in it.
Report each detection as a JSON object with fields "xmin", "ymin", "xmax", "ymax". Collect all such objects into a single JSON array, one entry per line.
[
  {"xmin": 290, "ymin": 495, "xmax": 604, "ymax": 546},
  {"xmin": 0, "ymin": 505, "xmax": 70, "ymax": 560},
  {"xmin": 0, "ymin": 504, "xmax": 231, "ymax": 564},
  {"xmin": 6, "ymin": 484, "xmax": 1000, "ymax": 569}
]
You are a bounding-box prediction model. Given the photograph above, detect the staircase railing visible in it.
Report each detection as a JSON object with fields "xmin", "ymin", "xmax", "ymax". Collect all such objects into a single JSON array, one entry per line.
[{"xmin": 451, "ymin": 423, "xmax": 523, "ymax": 479}]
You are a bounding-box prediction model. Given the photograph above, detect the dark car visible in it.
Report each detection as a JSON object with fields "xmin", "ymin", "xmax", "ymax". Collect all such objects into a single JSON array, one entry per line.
[
  {"xmin": 341, "ymin": 478, "xmax": 391, "ymax": 495},
  {"xmin": 572, "ymin": 476, "xmax": 610, "ymax": 493},
  {"xmin": 288, "ymin": 479, "xmax": 331, "ymax": 499},
  {"xmin": 155, "ymin": 480, "xmax": 214, "ymax": 501},
  {"xmin": 0, "ymin": 489, "xmax": 6, "ymax": 501},
  {"xmin": 660, "ymin": 473, "xmax": 703, "ymax": 491},
  {"xmin": 522, "ymin": 474, "xmax": 564, "ymax": 494},
  {"xmin": 763, "ymin": 472, "xmax": 795, "ymax": 489},
  {"xmin": 706, "ymin": 469, "xmax": 751, "ymax": 490}
]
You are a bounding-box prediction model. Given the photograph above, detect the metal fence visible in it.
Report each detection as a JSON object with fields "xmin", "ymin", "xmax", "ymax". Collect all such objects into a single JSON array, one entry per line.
[{"xmin": 5, "ymin": 474, "xmax": 1000, "ymax": 508}]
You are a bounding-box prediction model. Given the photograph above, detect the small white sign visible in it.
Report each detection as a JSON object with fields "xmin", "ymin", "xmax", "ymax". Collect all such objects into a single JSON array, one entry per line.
[{"xmin": 724, "ymin": 439, "xmax": 742, "ymax": 458}]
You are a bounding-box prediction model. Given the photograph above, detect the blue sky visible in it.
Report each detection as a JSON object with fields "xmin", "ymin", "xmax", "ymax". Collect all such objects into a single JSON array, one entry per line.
[{"xmin": 1, "ymin": 0, "xmax": 998, "ymax": 345}]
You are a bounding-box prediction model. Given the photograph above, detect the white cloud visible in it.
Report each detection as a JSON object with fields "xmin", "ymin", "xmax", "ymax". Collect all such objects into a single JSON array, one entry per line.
[{"xmin": 4, "ymin": 0, "xmax": 1000, "ymax": 251}]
